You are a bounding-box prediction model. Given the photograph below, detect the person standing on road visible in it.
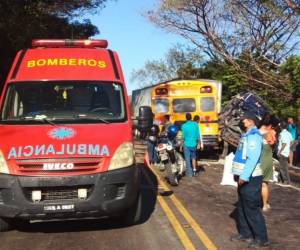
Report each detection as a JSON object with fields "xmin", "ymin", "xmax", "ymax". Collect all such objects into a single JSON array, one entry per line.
[
  {"xmin": 296, "ymin": 135, "xmax": 300, "ymax": 166},
  {"xmin": 277, "ymin": 121, "xmax": 293, "ymax": 185},
  {"xmin": 287, "ymin": 117, "xmax": 298, "ymax": 167},
  {"xmin": 147, "ymin": 124, "xmax": 159, "ymax": 167},
  {"xmin": 181, "ymin": 113, "xmax": 202, "ymax": 177},
  {"xmin": 193, "ymin": 115, "xmax": 204, "ymax": 177},
  {"xmin": 230, "ymin": 112, "xmax": 269, "ymax": 248},
  {"xmin": 193, "ymin": 115, "xmax": 204, "ymax": 150},
  {"xmin": 259, "ymin": 116, "xmax": 277, "ymax": 212},
  {"xmin": 161, "ymin": 114, "xmax": 172, "ymax": 136}
]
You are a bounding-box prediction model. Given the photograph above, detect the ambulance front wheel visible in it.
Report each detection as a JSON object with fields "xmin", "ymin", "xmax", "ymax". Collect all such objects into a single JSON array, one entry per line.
[
  {"xmin": 0, "ymin": 217, "xmax": 13, "ymax": 232},
  {"xmin": 122, "ymin": 192, "xmax": 142, "ymax": 226},
  {"xmin": 0, "ymin": 217, "xmax": 29, "ymax": 232}
]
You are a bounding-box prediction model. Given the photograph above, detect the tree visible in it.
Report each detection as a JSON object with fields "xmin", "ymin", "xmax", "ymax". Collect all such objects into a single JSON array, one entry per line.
[
  {"xmin": 130, "ymin": 44, "xmax": 204, "ymax": 87},
  {"xmin": 283, "ymin": 0, "xmax": 300, "ymax": 15},
  {"xmin": 278, "ymin": 55, "xmax": 300, "ymax": 118},
  {"xmin": 0, "ymin": 0, "xmax": 110, "ymax": 87},
  {"xmin": 146, "ymin": 0, "xmax": 300, "ymax": 102}
]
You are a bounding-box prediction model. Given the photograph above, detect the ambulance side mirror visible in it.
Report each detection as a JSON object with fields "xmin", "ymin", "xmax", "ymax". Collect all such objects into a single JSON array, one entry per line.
[{"xmin": 136, "ymin": 106, "xmax": 153, "ymax": 133}]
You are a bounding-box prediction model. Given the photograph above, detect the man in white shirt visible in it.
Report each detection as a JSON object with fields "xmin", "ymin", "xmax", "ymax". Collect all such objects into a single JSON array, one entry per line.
[{"xmin": 277, "ymin": 121, "xmax": 293, "ymax": 185}]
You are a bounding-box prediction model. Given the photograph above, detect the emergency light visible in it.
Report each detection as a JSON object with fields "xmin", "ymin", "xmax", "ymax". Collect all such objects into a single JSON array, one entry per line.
[
  {"xmin": 32, "ymin": 39, "xmax": 108, "ymax": 48},
  {"xmin": 200, "ymin": 86, "xmax": 212, "ymax": 93}
]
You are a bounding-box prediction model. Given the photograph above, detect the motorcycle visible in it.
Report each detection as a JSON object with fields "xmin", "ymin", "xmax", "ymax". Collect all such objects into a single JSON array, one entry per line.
[{"xmin": 155, "ymin": 125, "xmax": 185, "ymax": 186}]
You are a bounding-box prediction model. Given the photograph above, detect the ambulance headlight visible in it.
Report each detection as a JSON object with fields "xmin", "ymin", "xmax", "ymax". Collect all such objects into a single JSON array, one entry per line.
[
  {"xmin": 0, "ymin": 150, "xmax": 9, "ymax": 174},
  {"xmin": 108, "ymin": 142, "xmax": 134, "ymax": 170}
]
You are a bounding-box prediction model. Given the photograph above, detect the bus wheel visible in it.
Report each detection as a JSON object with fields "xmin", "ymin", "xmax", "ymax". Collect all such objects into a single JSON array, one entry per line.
[{"xmin": 123, "ymin": 192, "xmax": 142, "ymax": 226}]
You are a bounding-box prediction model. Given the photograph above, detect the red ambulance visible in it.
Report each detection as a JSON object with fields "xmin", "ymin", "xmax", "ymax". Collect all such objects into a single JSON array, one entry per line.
[{"xmin": 0, "ymin": 39, "xmax": 141, "ymax": 230}]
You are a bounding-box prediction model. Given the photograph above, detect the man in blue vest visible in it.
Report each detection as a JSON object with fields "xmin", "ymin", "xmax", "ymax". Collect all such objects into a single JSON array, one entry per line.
[{"xmin": 230, "ymin": 112, "xmax": 269, "ymax": 249}]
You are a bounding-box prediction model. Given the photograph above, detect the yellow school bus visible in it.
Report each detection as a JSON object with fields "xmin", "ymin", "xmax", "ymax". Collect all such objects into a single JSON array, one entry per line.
[{"xmin": 151, "ymin": 79, "xmax": 222, "ymax": 149}]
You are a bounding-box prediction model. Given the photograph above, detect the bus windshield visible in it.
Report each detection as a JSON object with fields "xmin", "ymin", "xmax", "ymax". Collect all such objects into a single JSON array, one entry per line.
[
  {"xmin": 172, "ymin": 98, "xmax": 196, "ymax": 113},
  {"xmin": 1, "ymin": 81, "xmax": 126, "ymax": 124},
  {"xmin": 153, "ymin": 98, "xmax": 169, "ymax": 113}
]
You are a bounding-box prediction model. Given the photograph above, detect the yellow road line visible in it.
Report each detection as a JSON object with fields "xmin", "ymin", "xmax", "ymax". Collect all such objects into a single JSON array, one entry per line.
[
  {"xmin": 141, "ymin": 167, "xmax": 195, "ymax": 250},
  {"xmin": 149, "ymin": 165, "xmax": 218, "ymax": 250},
  {"xmin": 157, "ymin": 195, "xmax": 196, "ymax": 250},
  {"xmin": 170, "ymin": 195, "xmax": 217, "ymax": 250}
]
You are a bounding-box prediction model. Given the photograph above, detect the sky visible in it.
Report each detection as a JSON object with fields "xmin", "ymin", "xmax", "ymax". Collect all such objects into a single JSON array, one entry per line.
[{"xmin": 86, "ymin": 0, "xmax": 185, "ymax": 95}]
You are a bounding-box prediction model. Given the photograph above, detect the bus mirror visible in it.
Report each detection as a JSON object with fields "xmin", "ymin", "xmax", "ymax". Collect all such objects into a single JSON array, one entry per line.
[{"xmin": 137, "ymin": 106, "xmax": 153, "ymax": 132}]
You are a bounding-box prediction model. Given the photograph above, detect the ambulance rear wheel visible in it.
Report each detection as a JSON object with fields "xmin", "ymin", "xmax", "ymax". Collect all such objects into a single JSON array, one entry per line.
[{"xmin": 122, "ymin": 192, "xmax": 142, "ymax": 226}]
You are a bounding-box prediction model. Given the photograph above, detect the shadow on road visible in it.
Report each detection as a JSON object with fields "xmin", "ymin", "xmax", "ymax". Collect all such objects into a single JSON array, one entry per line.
[{"xmin": 15, "ymin": 164, "xmax": 158, "ymax": 233}]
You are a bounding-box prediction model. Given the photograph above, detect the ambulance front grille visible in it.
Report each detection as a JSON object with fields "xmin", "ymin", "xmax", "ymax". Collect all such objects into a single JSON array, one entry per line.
[
  {"xmin": 15, "ymin": 158, "xmax": 102, "ymax": 173},
  {"xmin": 24, "ymin": 186, "xmax": 93, "ymax": 202}
]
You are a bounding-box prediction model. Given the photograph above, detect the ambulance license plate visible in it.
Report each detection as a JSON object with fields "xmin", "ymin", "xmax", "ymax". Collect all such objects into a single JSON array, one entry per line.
[{"xmin": 44, "ymin": 204, "xmax": 75, "ymax": 213}]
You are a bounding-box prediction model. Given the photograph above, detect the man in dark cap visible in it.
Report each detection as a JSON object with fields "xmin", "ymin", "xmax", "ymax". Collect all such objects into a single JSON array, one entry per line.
[{"xmin": 230, "ymin": 112, "xmax": 269, "ymax": 248}]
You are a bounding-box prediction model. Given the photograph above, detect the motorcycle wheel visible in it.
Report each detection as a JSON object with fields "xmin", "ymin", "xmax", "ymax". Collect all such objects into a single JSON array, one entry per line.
[
  {"xmin": 157, "ymin": 162, "xmax": 165, "ymax": 171},
  {"xmin": 166, "ymin": 162, "xmax": 179, "ymax": 186},
  {"xmin": 175, "ymin": 152, "xmax": 186, "ymax": 175}
]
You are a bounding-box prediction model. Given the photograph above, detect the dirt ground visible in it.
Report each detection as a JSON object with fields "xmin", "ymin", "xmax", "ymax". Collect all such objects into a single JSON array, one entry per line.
[{"xmin": 157, "ymin": 161, "xmax": 300, "ymax": 250}]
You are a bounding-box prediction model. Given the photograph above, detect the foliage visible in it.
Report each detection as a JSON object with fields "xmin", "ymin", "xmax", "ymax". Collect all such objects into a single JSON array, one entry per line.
[
  {"xmin": 146, "ymin": 1, "xmax": 300, "ymax": 99},
  {"xmin": 130, "ymin": 44, "xmax": 204, "ymax": 87},
  {"xmin": 0, "ymin": 0, "xmax": 110, "ymax": 87},
  {"xmin": 277, "ymin": 55, "xmax": 300, "ymax": 118}
]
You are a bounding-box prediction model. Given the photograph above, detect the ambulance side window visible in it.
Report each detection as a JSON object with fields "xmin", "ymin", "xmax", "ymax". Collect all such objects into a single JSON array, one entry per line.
[
  {"xmin": 2, "ymin": 86, "xmax": 24, "ymax": 119},
  {"xmin": 13, "ymin": 90, "xmax": 24, "ymax": 117}
]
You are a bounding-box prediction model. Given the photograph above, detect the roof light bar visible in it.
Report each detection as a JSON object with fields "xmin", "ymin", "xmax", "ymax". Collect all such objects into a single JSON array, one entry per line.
[{"xmin": 32, "ymin": 39, "xmax": 108, "ymax": 48}]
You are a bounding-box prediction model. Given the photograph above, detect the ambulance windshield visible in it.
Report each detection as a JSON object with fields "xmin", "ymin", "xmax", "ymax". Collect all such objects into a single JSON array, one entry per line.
[{"xmin": 1, "ymin": 81, "xmax": 126, "ymax": 124}]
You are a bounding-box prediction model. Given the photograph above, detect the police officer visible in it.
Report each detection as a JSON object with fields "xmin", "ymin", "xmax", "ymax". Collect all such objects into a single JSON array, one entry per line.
[{"xmin": 230, "ymin": 112, "xmax": 269, "ymax": 248}]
